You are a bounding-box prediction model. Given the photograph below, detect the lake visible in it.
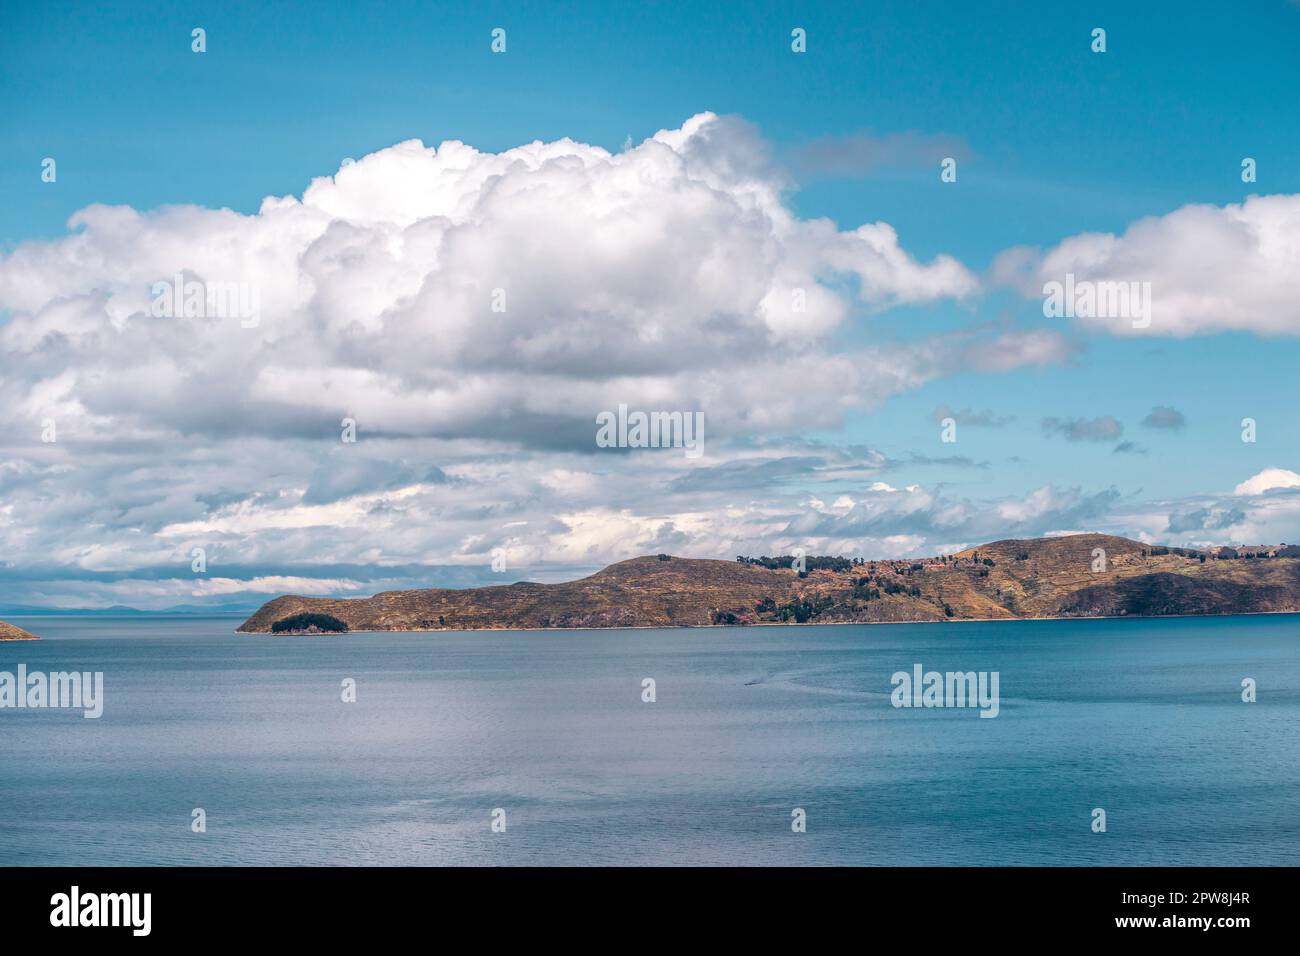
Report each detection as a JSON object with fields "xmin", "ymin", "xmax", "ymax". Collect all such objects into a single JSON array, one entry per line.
[{"xmin": 1, "ymin": 614, "xmax": 1296, "ymax": 866}]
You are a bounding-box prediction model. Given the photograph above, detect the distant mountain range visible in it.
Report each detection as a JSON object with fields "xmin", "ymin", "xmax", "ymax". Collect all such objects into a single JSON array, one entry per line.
[
  {"xmin": 237, "ymin": 534, "xmax": 1300, "ymax": 633},
  {"xmin": 0, "ymin": 603, "xmax": 256, "ymax": 616},
  {"xmin": 0, "ymin": 606, "xmax": 254, "ymax": 639}
]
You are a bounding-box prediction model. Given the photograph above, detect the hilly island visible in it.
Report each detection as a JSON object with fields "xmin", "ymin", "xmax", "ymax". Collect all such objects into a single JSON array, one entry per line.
[
  {"xmin": 237, "ymin": 533, "xmax": 1300, "ymax": 633},
  {"xmin": 0, "ymin": 621, "xmax": 39, "ymax": 641}
]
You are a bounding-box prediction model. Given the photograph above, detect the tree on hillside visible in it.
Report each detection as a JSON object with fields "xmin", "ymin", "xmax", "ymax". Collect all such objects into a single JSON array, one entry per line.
[{"xmin": 271, "ymin": 613, "xmax": 348, "ymax": 634}]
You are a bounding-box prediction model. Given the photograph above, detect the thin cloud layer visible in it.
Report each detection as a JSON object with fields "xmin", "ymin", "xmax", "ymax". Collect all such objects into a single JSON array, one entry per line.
[
  {"xmin": 1041, "ymin": 416, "xmax": 1124, "ymax": 442},
  {"xmin": 791, "ymin": 129, "xmax": 972, "ymax": 178},
  {"xmin": 1141, "ymin": 406, "xmax": 1186, "ymax": 430}
]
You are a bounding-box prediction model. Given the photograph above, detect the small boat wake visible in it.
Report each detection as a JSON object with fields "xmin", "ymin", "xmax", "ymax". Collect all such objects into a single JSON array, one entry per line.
[{"xmin": 742, "ymin": 664, "xmax": 884, "ymax": 700}]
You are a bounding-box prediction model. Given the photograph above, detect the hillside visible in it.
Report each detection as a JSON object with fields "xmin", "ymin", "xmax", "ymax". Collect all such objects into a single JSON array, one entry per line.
[
  {"xmin": 0, "ymin": 620, "xmax": 40, "ymax": 640},
  {"xmin": 237, "ymin": 533, "xmax": 1300, "ymax": 633},
  {"xmin": 239, "ymin": 555, "xmax": 796, "ymax": 632}
]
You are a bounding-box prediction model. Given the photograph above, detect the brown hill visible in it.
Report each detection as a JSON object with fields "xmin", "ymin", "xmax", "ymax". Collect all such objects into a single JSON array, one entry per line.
[
  {"xmin": 0, "ymin": 620, "xmax": 39, "ymax": 640},
  {"xmin": 239, "ymin": 555, "xmax": 796, "ymax": 632},
  {"xmin": 238, "ymin": 533, "xmax": 1300, "ymax": 633}
]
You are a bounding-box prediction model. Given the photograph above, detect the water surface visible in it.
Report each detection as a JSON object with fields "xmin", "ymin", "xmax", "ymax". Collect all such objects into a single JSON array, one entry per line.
[{"xmin": 1, "ymin": 614, "xmax": 1296, "ymax": 865}]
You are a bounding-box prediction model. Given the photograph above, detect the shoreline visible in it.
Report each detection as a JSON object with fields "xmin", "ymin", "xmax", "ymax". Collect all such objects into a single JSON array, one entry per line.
[{"xmin": 235, "ymin": 606, "xmax": 1300, "ymax": 635}]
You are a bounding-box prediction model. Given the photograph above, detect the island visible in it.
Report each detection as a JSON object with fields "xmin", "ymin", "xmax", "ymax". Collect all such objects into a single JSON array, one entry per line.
[
  {"xmin": 237, "ymin": 533, "xmax": 1300, "ymax": 633},
  {"xmin": 0, "ymin": 620, "xmax": 40, "ymax": 641}
]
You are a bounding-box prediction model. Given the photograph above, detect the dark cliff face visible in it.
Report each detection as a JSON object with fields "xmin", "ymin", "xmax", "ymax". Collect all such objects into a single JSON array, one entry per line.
[
  {"xmin": 0, "ymin": 620, "xmax": 39, "ymax": 640},
  {"xmin": 1058, "ymin": 571, "xmax": 1297, "ymax": 618},
  {"xmin": 236, "ymin": 534, "xmax": 1300, "ymax": 633}
]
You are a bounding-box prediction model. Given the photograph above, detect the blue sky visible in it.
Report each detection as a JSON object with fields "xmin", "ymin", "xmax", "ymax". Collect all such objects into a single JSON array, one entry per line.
[{"xmin": 3, "ymin": 1, "xmax": 1300, "ymax": 608}]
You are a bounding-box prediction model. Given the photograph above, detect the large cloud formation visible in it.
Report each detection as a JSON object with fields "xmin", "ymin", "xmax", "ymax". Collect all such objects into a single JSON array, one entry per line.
[
  {"xmin": 11, "ymin": 112, "xmax": 1293, "ymax": 608},
  {"xmin": 0, "ymin": 112, "xmax": 991, "ymax": 451}
]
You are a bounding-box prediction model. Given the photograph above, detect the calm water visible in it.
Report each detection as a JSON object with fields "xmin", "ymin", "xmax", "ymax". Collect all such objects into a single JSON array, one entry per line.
[{"xmin": 1, "ymin": 614, "xmax": 1296, "ymax": 866}]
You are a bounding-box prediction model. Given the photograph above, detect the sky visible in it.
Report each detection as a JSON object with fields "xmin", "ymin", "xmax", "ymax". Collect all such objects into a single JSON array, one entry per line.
[{"xmin": 3, "ymin": 0, "xmax": 1300, "ymax": 610}]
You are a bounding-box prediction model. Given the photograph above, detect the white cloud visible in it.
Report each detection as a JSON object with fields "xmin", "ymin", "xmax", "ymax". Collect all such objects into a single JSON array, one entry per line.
[
  {"xmin": 1234, "ymin": 468, "xmax": 1300, "ymax": 496},
  {"xmin": 996, "ymin": 193, "xmax": 1300, "ymax": 336},
  {"xmin": 0, "ymin": 113, "xmax": 990, "ymax": 452}
]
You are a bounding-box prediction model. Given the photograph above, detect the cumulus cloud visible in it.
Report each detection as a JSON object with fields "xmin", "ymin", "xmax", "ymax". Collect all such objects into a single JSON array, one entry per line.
[
  {"xmin": 1165, "ymin": 508, "xmax": 1245, "ymax": 534},
  {"xmin": 0, "ymin": 113, "xmax": 991, "ymax": 453},
  {"xmin": 1234, "ymin": 468, "xmax": 1300, "ymax": 495},
  {"xmin": 1109, "ymin": 471, "xmax": 1300, "ymax": 549},
  {"xmin": 994, "ymin": 193, "xmax": 1300, "ymax": 336}
]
